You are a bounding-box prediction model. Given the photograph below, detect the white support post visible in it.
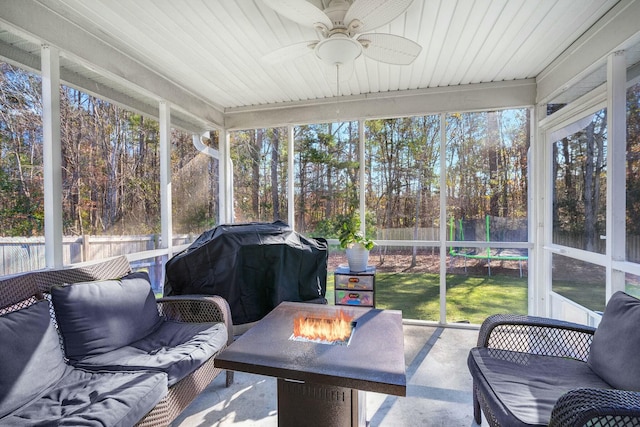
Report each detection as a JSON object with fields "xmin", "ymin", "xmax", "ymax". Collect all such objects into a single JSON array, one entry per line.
[
  {"xmin": 218, "ymin": 130, "xmax": 226, "ymax": 224},
  {"xmin": 542, "ymin": 103, "xmax": 556, "ymax": 318},
  {"xmin": 439, "ymin": 113, "xmax": 447, "ymax": 324},
  {"xmin": 288, "ymin": 126, "xmax": 295, "ymax": 229},
  {"xmin": 534, "ymin": 104, "xmax": 551, "ymax": 317},
  {"xmin": 358, "ymin": 120, "xmax": 366, "ymax": 233},
  {"xmin": 606, "ymin": 50, "xmax": 627, "ymax": 299},
  {"xmin": 218, "ymin": 130, "xmax": 234, "ymax": 224},
  {"xmin": 159, "ymin": 102, "xmax": 172, "ymax": 253},
  {"xmin": 41, "ymin": 45, "xmax": 63, "ymax": 268},
  {"xmin": 527, "ymin": 109, "xmax": 536, "ymax": 316}
]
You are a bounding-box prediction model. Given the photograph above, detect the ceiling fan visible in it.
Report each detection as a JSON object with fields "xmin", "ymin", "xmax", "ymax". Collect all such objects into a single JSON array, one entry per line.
[{"xmin": 261, "ymin": 0, "xmax": 422, "ymax": 84}]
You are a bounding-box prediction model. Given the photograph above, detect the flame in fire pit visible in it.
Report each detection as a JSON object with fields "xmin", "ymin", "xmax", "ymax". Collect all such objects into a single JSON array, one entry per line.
[{"xmin": 291, "ymin": 310, "xmax": 355, "ymax": 345}]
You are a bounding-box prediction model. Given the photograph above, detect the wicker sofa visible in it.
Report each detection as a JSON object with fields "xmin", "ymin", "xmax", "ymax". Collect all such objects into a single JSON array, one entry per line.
[
  {"xmin": 467, "ymin": 291, "xmax": 640, "ymax": 427},
  {"xmin": 0, "ymin": 256, "xmax": 233, "ymax": 426}
]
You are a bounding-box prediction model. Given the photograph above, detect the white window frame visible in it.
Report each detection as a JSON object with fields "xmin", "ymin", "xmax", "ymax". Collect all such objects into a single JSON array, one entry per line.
[{"xmin": 537, "ymin": 50, "xmax": 629, "ymax": 326}]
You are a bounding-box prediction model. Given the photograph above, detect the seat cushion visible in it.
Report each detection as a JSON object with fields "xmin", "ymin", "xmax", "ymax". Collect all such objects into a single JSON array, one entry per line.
[
  {"xmin": 468, "ymin": 347, "xmax": 612, "ymax": 426},
  {"xmin": 74, "ymin": 320, "xmax": 227, "ymax": 386},
  {"xmin": 0, "ymin": 300, "xmax": 68, "ymax": 419},
  {"xmin": 588, "ymin": 291, "xmax": 640, "ymax": 391},
  {"xmin": 1, "ymin": 367, "xmax": 167, "ymax": 427},
  {"xmin": 51, "ymin": 271, "xmax": 162, "ymax": 362}
]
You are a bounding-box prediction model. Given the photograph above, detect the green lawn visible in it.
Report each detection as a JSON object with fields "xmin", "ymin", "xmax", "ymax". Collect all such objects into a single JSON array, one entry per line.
[
  {"xmin": 552, "ymin": 281, "xmax": 606, "ymax": 313},
  {"xmin": 327, "ymin": 272, "xmax": 528, "ymax": 325}
]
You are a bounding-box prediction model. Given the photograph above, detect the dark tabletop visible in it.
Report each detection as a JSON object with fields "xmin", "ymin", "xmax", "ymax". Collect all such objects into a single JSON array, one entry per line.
[{"xmin": 215, "ymin": 301, "xmax": 406, "ymax": 396}]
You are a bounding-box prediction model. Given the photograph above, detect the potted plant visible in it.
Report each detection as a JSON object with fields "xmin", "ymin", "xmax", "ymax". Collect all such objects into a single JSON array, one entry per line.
[{"xmin": 338, "ymin": 214, "xmax": 375, "ymax": 272}]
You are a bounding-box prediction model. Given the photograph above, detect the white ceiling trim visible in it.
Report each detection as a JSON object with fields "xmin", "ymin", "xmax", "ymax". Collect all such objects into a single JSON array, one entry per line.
[
  {"xmin": 0, "ymin": 0, "xmax": 226, "ymax": 129},
  {"xmin": 1, "ymin": 0, "xmax": 637, "ymax": 132},
  {"xmin": 536, "ymin": 0, "xmax": 640, "ymax": 104},
  {"xmin": 0, "ymin": 37, "xmax": 208, "ymax": 131},
  {"xmin": 224, "ymin": 79, "xmax": 536, "ymax": 130}
]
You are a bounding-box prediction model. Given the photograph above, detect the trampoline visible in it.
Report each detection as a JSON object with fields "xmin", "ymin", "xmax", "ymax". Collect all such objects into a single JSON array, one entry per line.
[{"xmin": 448, "ymin": 216, "xmax": 528, "ymax": 277}]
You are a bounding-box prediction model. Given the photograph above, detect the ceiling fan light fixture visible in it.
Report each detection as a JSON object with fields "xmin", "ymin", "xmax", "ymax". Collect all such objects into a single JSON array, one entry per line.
[{"xmin": 315, "ymin": 35, "xmax": 362, "ymax": 66}]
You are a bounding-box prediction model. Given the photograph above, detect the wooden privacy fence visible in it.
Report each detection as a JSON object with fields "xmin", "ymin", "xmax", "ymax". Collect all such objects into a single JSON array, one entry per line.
[
  {"xmin": 0, "ymin": 234, "xmax": 195, "ymax": 278},
  {"xmin": 378, "ymin": 227, "xmax": 440, "ymax": 241},
  {"xmin": 377, "ymin": 227, "xmax": 640, "ymax": 264},
  {"xmin": 3, "ymin": 230, "xmax": 640, "ymax": 277},
  {"xmin": 378, "ymin": 218, "xmax": 527, "ymax": 243}
]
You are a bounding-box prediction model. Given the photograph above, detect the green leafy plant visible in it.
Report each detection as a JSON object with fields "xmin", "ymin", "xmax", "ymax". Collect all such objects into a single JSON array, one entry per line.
[{"xmin": 338, "ymin": 214, "xmax": 375, "ymax": 250}]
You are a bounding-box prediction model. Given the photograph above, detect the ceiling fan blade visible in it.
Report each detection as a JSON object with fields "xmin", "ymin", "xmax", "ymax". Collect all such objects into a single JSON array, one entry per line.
[
  {"xmin": 345, "ymin": 0, "xmax": 414, "ymax": 33},
  {"xmin": 262, "ymin": 0, "xmax": 332, "ymax": 29},
  {"xmin": 261, "ymin": 41, "xmax": 317, "ymax": 65},
  {"xmin": 359, "ymin": 33, "xmax": 421, "ymax": 65}
]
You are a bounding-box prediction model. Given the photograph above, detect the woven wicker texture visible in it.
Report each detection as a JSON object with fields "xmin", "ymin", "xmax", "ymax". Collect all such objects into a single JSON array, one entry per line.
[
  {"xmin": 0, "ymin": 295, "xmax": 38, "ymax": 315},
  {"xmin": 136, "ymin": 356, "xmax": 224, "ymax": 427},
  {"xmin": 474, "ymin": 383, "xmax": 501, "ymax": 426},
  {"xmin": 550, "ymin": 388, "xmax": 640, "ymax": 427},
  {"xmin": 0, "ymin": 271, "xmax": 39, "ymax": 311},
  {"xmin": 32, "ymin": 255, "xmax": 132, "ymax": 294},
  {"xmin": 0, "ymin": 256, "xmax": 233, "ymax": 427},
  {"xmin": 479, "ymin": 314, "xmax": 595, "ymax": 361},
  {"xmin": 470, "ymin": 314, "xmax": 625, "ymax": 427}
]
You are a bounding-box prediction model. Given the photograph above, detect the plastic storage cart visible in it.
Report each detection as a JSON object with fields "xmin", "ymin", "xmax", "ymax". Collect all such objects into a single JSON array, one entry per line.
[{"xmin": 334, "ymin": 265, "xmax": 375, "ymax": 307}]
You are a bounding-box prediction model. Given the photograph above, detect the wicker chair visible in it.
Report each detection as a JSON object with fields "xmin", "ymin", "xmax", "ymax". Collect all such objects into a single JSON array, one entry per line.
[
  {"xmin": 0, "ymin": 256, "xmax": 234, "ymax": 427},
  {"xmin": 468, "ymin": 313, "xmax": 640, "ymax": 427}
]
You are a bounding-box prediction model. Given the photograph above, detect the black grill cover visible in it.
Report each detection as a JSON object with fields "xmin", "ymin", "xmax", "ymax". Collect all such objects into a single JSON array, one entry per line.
[{"xmin": 164, "ymin": 221, "xmax": 328, "ymax": 325}]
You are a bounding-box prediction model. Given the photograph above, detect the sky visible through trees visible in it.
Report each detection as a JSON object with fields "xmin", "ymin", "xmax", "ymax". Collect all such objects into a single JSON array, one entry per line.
[
  {"xmin": 230, "ymin": 110, "xmax": 530, "ymax": 242},
  {"xmin": 3, "ymin": 59, "xmax": 640, "ymax": 256}
]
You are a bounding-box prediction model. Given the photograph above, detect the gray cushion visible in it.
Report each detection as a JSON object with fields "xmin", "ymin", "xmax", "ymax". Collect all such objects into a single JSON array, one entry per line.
[
  {"xmin": 51, "ymin": 271, "xmax": 162, "ymax": 362},
  {"xmin": 588, "ymin": 291, "xmax": 640, "ymax": 391},
  {"xmin": 1, "ymin": 367, "xmax": 167, "ymax": 426},
  {"xmin": 74, "ymin": 320, "xmax": 228, "ymax": 386},
  {"xmin": 469, "ymin": 347, "xmax": 612, "ymax": 426},
  {"xmin": 0, "ymin": 300, "xmax": 68, "ymax": 419}
]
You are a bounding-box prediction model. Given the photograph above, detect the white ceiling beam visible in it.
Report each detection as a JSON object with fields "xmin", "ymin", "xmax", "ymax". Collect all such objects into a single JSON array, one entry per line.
[
  {"xmin": 224, "ymin": 79, "xmax": 536, "ymax": 130},
  {"xmin": 0, "ymin": 0, "xmax": 225, "ymax": 129},
  {"xmin": 0, "ymin": 39, "xmax": 209, "ymax": 132},
  {"xmin": 0, "ymin": 38, "xmax": 40, "ymax": 72},
  {"xmin": 536, "ymin": 0, "xmax": 640, "ymax": 105}
]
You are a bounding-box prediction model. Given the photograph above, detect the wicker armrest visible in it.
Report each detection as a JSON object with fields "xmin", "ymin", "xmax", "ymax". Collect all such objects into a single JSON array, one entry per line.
[
  {"xmin": 478, "ymin": 314, "xmax": 596, "ymax": 361},
  {"xmin": 549, "ymin": 388, "xmax": 640, "ymax": 427},
  {"xmin": 156, "ymin": 295, "xmax": 233, "ymax": 346}
]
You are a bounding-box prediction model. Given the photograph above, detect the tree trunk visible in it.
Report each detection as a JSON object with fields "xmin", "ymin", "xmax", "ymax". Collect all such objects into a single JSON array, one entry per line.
[
  {"xmin": 410, "ymin": 171, "xmax": 422, "ymax": 268},
  {"xmin": 584, "ymin": 122, "xmax": 596, "ymax": 251},
  {"xmin": 271, "ymin": 128, "xmax": 280, "ymax": 220},
  {"xmin": 487, "ymin": 111, "xmax": 500, "ymax": 217},
  {"xmin": 252, "ymin": 129, "xmax": 262, "ymax": 219}
]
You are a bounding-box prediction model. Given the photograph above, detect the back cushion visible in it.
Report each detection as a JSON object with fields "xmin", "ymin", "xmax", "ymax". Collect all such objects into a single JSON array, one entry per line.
[
  {"xmin": 588, "ymin": 291, "xmax": 640, "ymax": 391},
  {"xmin": 0, "ymin": 300, "xmax": 68, "ymax": 418},
  {"xmin": 51, "ymin": 271, "xmax": 162, "ymax": 362}
]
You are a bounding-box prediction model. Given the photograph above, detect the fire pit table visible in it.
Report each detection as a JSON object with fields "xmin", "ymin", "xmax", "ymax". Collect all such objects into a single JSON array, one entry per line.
[{"xmin": 214, "ymin": 301, "xmax": 406, "ymax": 427}]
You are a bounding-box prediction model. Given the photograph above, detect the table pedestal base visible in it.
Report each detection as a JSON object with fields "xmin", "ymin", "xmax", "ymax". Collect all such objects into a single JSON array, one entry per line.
[{"xmin": 277, "ymin": 379, "xmax": 366, "ymax": 427}]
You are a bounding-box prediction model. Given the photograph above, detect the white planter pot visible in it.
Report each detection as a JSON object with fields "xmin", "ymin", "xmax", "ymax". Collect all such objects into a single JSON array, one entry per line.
[{"xmin": 346, "ymin": 245, "xmax": 369, "ymax": 272}]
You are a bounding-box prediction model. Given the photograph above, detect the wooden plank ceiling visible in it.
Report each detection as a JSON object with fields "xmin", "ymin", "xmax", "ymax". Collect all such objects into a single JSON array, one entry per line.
[
  {"xmin": 0, "ymin": 0, "xmax": 629, "ymax": 130},
  {"xmin": 40, "ymin": 0, "xmax": 617, "ymax": 107}
]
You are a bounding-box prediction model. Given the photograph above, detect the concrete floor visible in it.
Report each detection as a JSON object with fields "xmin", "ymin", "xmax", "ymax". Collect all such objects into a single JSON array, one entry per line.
[{"xmin": 172, "ymin": 324, "xmax": 484, "ymax": 427}]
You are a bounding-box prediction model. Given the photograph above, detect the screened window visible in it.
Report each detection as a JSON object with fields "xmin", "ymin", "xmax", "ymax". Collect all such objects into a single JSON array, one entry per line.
[
  {"xmin": 627, "ymin": 82, "xmax": 640, "ymax": 263},
  {"xmin": 551, "ymin": 109, "xmax": 607, "ymax": 254},
  {"xmin": 172, "ymin": 130, "xmax": 219, "ymax": 240},
  {"xmin": 230, "ymin": 127, "xmax": 288, "ymax": 224},
  {"xmin": 0, "ymin": 62, "xmax": 44, "ymax": 275}
]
